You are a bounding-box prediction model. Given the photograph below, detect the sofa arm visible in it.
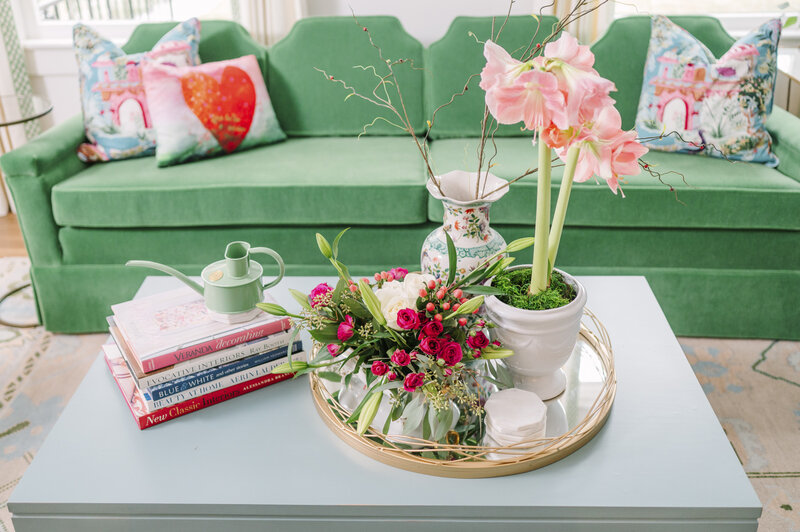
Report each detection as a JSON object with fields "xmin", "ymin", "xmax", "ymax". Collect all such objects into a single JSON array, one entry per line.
[
  {"xmin": 767, "ymin": 106, "xmax": 800, "ymax": 183},
  {"xmin": 1, "ymin": 115, "xmax": 87, "ymax": 264}
]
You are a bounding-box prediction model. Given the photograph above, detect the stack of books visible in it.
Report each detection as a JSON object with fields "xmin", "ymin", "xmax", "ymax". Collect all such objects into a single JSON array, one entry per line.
[{"xmin": 103, "ymin": 286, "xmax": 304, "ymax": 429}]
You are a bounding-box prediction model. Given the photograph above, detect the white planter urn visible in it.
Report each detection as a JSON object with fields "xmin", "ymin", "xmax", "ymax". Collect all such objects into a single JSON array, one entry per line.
[
  {"xmin": 483, "ymin": 267, "xmax": 587, "ymax": 400},
  {"xmin": 421, "ymin": 170, "xmax": 508, "ymax": 281}
]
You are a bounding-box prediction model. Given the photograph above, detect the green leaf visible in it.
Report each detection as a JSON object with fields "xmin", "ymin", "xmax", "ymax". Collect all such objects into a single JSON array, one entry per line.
[
  {"xmin": 341, "ymin": 297, "xmax": 372, "ymax": 319},
  {"xmin": 504, "ymin": 237, "xmax": 535, "ymax": 253},
  {"xmin": 288, "ymin": 288, "xmax": 312, "ymax": 310},
  {"xmin": 445, "ymin": 231, "xmax": 457, "ymax": 286},
  {"xmin": 316, "ymin": 233, "xmax": 333, "ymax": 259},
  {"xmin": 480, "ymin": 345, "xmax": 514, "ymax": 359},
  {"xmin": 401, "ymin": 394, "xmax": 426, "ymax": 435},
  {"xmin": 256, "ymin": 302, "xmax": 291, "ymax": 317},
  {"xmin": 309, "ymin": 325, "xmax": 339, "ymax": 345},
  {"xmin": 436, "ymin": 406, "xmax": 454, "ymax": 441},
  {"xmin": 443, "ymin": 295, "xmax": 484, "ymax": 320},
  {"xmin": 357, "ymin": 392, "xmax": 383, "ymax": 434},
  {"xmin": 333, "ymin": 259, "xmax": 351, "ymax": 282},
  {"xmin": 358, "ymin": 280, "xmax": 386, "ymax": 326},
  {"xmin": 485, "ymin": 256, "xmax": 515, "ymax": 279},
  {"xmin": 271, "ymin": 360, "xmax": 309, "ymax": 374},
  {"xmin": 786, "ymin": 15, "xmax": 797, "ymax": 28},
  {"xmin": 428, "ymin": 405, "xmax": 453, "ymax": 442},
  {"xmin": 461, "ymin": 285, "xmax": 506, "ymax": 296},
  {"xmin": 316, "ymin": 371, "xmax": 342, "ymax": 382},
  {"xmin": 332, "ymin": 228, "xmax": 350, "ymax": 258}
]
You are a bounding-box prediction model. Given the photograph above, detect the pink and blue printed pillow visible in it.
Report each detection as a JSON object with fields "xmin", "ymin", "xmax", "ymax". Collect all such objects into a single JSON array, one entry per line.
[
  {"xmin": 73, "ymin": 18, "xmax": 200, "ymax": 162},
  {"xmin": 635, "ymin": 16, "xmax": 781, "ymax": 166},
  {"xmin": 142, "ymin": 54, "xmax": 285, "ymax": 167}
]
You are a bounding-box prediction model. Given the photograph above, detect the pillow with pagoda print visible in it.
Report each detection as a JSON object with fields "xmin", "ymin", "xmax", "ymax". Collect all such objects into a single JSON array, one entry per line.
[
  {"xmin": 635, "ymin": 16, "xmax": 781, "ymax": 166},
  {"xmin": 141, "ymin": 54, "xmax": 285, "ymax": 167},
  {"xmin": 73, "ymin": 18, "xmax": 201, "ymax": 162}
]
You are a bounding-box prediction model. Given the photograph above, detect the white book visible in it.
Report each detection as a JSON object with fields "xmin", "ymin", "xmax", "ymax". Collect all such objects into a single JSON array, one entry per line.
[{"xmin": 111, "ymin": 285, "xmax": 283, "ymax": 364}]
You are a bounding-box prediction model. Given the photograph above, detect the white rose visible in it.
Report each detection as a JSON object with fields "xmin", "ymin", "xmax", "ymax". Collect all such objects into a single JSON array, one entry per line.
[
  {"xmin": 402, "ymin": 273, "xmax": 435, "ymax": 299},
  {"xmin": 375, "ymin": 279, "xmax": 422, "ymax": 330}
]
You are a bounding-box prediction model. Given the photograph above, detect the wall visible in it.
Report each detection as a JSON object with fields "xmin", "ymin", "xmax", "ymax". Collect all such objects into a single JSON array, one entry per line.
[{"xmin": 304, "ymin": 0, "xmax": 539, "ymax": 45}]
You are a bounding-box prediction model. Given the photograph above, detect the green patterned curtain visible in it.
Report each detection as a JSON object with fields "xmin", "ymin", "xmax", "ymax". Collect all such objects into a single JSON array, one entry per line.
[{"xmin": 0, "ymin": 0, "xmax": 40, "ymax": 139}]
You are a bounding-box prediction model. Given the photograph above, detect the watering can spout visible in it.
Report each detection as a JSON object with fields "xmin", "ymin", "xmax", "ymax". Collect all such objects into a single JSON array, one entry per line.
[{"xmin": 125, "ymin": 260, "xmax": 205, "ymax": 296}]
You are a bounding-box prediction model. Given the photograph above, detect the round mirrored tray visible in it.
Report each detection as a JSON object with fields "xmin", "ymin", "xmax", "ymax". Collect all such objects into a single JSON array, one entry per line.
[{"xmin": 309, "ymin": 309, "xmax": 616, "ymax": 478}]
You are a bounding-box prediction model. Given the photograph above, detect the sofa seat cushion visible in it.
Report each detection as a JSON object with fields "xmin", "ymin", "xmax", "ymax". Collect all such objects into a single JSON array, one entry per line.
[
  {"xmin": 52, "ymin": 137, "xmax": 428, "ymax": 228},
  {"xmin": 429, "ymin": 138, "xmax": 800, "ymax": 230}
]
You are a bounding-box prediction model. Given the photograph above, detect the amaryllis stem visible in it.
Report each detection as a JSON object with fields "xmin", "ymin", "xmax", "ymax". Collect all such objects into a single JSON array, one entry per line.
[
  {"xmin": 530, "ymin": 131, "xmax": 551, "ymax": 295},
  {"xmin": 547, "ymin": 144, "xmax": 580, "ymax": 277}
]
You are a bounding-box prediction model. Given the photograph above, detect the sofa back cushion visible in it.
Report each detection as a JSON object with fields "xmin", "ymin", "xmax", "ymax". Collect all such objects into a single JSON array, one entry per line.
[
  {"xmin": 123, "ymin": 20, "xmax": 268, "ymax": 78},
  {"xmin": 592, "ymin": 16, "xmax": 735, "ymax": 130},
  {"xmin": 267, "ymin": 16, "xmax": 425, "ymax": 136},
  {"xmin": 426, "ymin": 15, "xmax": 559, "ymax": 139}
]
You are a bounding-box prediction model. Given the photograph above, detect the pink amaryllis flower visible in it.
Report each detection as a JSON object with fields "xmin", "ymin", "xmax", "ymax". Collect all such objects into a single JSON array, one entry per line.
[
  {"xmin": 541, "ymin": 32, "xmax": 616, "ymax": 127},
  {"xmin": 480, "ymin": 40, "xmax": 567, "ymax": 131},
  {"xmin": 558, "ymin": 106, "xmax": 649, "ymax": 195}
]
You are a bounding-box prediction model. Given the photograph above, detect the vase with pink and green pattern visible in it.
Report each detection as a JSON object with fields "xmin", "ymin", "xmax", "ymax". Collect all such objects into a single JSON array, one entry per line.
[{"xmin": 421, "ymin": 170, "xmax": 508, "ymax": 281}]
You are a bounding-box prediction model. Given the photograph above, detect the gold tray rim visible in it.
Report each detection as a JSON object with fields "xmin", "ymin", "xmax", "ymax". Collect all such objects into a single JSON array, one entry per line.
[{"xmin": 309, "ymin": 309, "xmax": 616, "ymax": 478}]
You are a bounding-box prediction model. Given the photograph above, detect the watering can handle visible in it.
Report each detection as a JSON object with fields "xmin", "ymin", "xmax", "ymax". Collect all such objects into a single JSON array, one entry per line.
[{"xmin": 249, "ymin": 247, "xmax": 286, "ymax": 291}]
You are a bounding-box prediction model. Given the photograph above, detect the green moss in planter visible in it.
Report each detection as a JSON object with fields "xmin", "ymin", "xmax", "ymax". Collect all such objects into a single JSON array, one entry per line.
[{"xmin": 494, "ymin": 268, "xmax": 576, "ymax": 311}]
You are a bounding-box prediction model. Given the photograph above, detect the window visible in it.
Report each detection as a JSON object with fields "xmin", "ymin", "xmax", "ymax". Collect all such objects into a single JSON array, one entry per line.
[{"xmin": 15, "ymin": 0, "xmax": 237, "ymax": 41}]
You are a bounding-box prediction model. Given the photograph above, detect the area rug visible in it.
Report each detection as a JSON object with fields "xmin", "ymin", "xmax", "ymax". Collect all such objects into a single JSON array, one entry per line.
[
  {"xmin": 0, "ymin": 256, "xmax": 797, "ymax": 531},
  {"xmin": 681, "ymin": 338, "xmax": 800, "ymax": 531},
  {"xmin": 0, "ymin": 257, "xmax": 106, "ymax": 531}
]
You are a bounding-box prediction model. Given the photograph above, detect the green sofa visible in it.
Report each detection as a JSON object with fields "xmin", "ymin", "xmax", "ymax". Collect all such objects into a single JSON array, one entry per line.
[{"xmin": 3, "ymin": 15, "xmax": 799, "ymax": 339}]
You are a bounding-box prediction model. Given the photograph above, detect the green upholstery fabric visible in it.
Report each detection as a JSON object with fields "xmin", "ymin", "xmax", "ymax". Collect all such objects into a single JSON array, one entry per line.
[
  {"xmin": 426, "ymin": 16, "xmax": 559, "ymax": 138},
  {"xmin": 592, "ymin": 16, "xmax": 735, "ymax": 129},
  {"xmin": 1, "ymin": 115, "xmax": 87, "ymax": 264},
  {"xmin": 429, "ymin": 138, "xmax": 800, "ymax": 230},
  {"xmin": 61, "ymin": 224, "xmax": 799, "ymax": 274},
  {"xmin": 59, "ymin": 225, "xmax": 433, "ymax": 267},
  {"xmin": 267, "ymin": 17, "xmax": 425, "ymax": 136},
  {"xmin": 768, "ymin": 107, "xmax": 800, "ymax": 183},
  {"xmin": 123, "ymin": 20, "xmax": 268, "ymax": 77},
  {"xmin": 51, "ymin": 137, "xmax": 427, "ymax": 227}
]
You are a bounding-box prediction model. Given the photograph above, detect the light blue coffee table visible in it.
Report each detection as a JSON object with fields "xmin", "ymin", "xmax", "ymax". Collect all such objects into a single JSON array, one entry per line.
[{"xmin": 8, "ymin": 276, "xmax": 761, "ymax": 531}]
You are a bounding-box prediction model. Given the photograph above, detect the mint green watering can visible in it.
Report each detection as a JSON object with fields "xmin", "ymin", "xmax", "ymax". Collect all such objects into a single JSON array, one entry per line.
[{"xmin": 126, "ymin": 241, "xmax": 285, "ymax": 317}]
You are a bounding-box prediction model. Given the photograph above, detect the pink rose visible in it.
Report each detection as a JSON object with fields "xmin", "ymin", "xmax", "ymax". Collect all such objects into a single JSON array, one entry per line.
[
  {"xmin": 421, "ymin": 320, "xmax": 443, "ymax": 338},
  {"xmin": 388, "ymin": 267, "xmax": 408, "ymax": 280},
  {"xmin": 419, "ymin": 336, "xmax": 443, "ymax": 356},
  {"xmin": 396, "ymin": 308, "xmax": 420, "ymax": 330},
  {"xmin": 438, "ymin": 342, "xmax": 463, "ymax": 367},
  {"xmin": 371, "ymin": 360, "xmax": 389, "ymax": 376},
  {"xmin": 391, "ymin": 349, "xmax": 411, "ymax": 366},
  {"xmin": 466, "ymin": 331, "xmax": 490, "ymax": 349},
  {"xmin": 403, "ymin": 372, "xmax": 425, "ymax": 392},
  {"xmin": 337, "ymin": 315, "xmax": 354, "ymax": 342},
  {"xmin": 327, "ymin": 344, "xmax": 341, "ymax": 357},
  {"xmin": 310, "ymin": 282, "xmax": 333, "ymax": 307},
  {"xmin": 387, "ymin": 372, "xmax": 397, "ymax": 381}
]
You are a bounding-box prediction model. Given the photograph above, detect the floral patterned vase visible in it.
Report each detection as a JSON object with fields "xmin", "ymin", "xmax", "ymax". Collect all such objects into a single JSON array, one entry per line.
[{"xmin": 421, "ymin": 170, "xmax": 508, "ymax": 281}]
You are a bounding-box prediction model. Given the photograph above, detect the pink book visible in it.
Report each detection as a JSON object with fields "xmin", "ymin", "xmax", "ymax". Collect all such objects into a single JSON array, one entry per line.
[
  {"xmin": 111, "ymin": 286, "xmax": 291, "ymax": 373},
  {"xmin": 103, "ymin": 344, "xmax": 293, "ymax": 430}
]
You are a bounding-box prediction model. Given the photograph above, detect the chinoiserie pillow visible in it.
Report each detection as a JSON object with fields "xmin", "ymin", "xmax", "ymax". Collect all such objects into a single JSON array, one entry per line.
[
  {"xmin": 141, "ymin": 55, "xmax": 286, "ymax": 167},
  {"xmin": 635, "ymin": 16, "xmax": 781, "ymax": 166},
  {"xmin": 73, "ymin": 18, "xmax": 201, "ymax": 162}
]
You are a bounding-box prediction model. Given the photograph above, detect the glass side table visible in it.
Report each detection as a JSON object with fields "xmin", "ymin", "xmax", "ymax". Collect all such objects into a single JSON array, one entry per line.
[{"xmin": 0, "ymin": 94, "xmax": 52, "ymax": 328}]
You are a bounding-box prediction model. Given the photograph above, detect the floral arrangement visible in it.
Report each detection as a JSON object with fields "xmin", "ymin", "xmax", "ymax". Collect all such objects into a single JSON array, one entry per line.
[
  {"xmin": 257, "ymin": 230, "xmax": 531, "ymax": 444},
  {"xmin": 479, "ymin": 32, "xmax": 649, "ymax": 298}
]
